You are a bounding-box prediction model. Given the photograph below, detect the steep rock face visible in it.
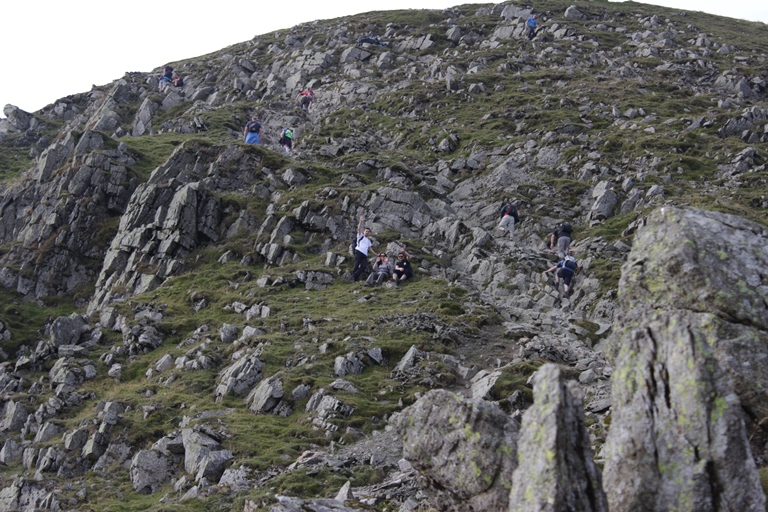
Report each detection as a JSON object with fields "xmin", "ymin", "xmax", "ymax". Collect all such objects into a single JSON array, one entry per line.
[
  {"xmin": 509, "ymin": 364, "xmax": 608, "ymax": 512},
  {"xmin": 0, "ymin": 130, "xmax": 137, "ymax": 299},
  {"xmin": 604, "ymin": 207, "xmax": 767, "ymax": 512},
  {"xmin": 88, "ymin": 142, "xmax": 265, "ymax": 311},
  {"xmin": 395, "ymin": 389, "xmax": 520, "ymax": 512}
]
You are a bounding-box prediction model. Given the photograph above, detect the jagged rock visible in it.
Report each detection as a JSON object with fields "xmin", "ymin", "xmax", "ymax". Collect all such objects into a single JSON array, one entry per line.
[
  {"xmin": 33, "ymin": 422, "xmax": 63, "ymax": 444},
  {"xmin": 509, "ymin": 364, "xmax": 608, "ymax": 511},
  {"xmin": 181, "ymin": 428, "xmax": 229, "ymax": 481},
  {"xmin": 214, "ymin": 353, "xmax": 264, "ymax": 402},
  {"xmin": 334, "ymin": 352, "xmax": 366, "ymax": 377},
  {"xmin": 63, "ymin": 428, "xmax": 89, "ymax": 452},
  {"xmin": 130, "ymin": 449, "xmax": 172, "ymax": 494},
  {"xmin": 219, "ymin": 465, "xmax": 251, "ymax": 490},
  {"xmin": 268, "ymin": 496, "xmax": 366, "ymax": 511},
  {"xmin": 93, "ymin": 441, "xmax": 132, "ymax": 473},
  {"xmin": 604, "ymin": 207, "xmax": 767, "ymax": 512},
  {"xmin": 0, "ymin": 479, "xmax": 57, "ymax": 511},
  {"xmin": 0, "ymin": 439, "xmax": 23, "ymax": 464},
  {"xmin": 246, "ymin": 374, "xmax": 284, "ymax": 414},
  {"xmin": 394, "ymin": 389, "xmax": 519, "ymax": 511},
  {"xmin": 220, "ymin": 323, "xmax": 238, "ymax": 343},
  {"xmin": 0, "ymin": 400, "xmax": 28, "ymax": 432},
  {"xmin": 470, "ymin": 369, "xmax": 501, "ymax": 399}
]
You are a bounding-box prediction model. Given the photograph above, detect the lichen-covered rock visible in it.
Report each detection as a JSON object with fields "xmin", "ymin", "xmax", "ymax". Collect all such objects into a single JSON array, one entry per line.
[
  {"xmin": 509, "ymin": 364, "xmax": 608, "ymax": 512},
  {"xmin": 394, "ymin": 389, "xmax": 519, "ymax": 512},
  {"xmin": 604, "ymin": 207, "xmax": 767, "ymax": 512}
]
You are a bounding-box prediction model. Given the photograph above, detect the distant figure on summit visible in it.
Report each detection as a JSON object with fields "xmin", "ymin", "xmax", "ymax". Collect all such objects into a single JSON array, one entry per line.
[
  {"xmin": 527, "ymin": 14, "xmax": 538, "ymax": 40},
  {"xmin": 243, "ymin": 116, "xmax": 261, "ymax": 145}
]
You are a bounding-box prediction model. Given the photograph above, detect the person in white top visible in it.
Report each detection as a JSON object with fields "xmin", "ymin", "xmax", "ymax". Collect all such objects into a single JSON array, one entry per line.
[{"xmin": 352, "ymin": 215, "xmax": 372, "ymax": 282}]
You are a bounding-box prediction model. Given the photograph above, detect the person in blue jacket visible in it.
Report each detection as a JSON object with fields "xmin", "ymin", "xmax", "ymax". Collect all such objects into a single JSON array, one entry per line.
[{"xmin": 527, "ymin": 14, "xmax": 538, "ymax": 40}]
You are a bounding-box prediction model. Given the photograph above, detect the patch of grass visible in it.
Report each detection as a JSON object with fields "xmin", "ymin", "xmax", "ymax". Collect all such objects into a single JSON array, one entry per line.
[{"xmin": 0, "ymin": 290, "xmax": 77, "ymax": 355}]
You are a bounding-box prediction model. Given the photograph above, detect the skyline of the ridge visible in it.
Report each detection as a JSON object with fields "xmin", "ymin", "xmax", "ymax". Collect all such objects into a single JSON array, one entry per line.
[{"xmin": 0, "ymin": 0, "xmax": 766, "ymax": 116}]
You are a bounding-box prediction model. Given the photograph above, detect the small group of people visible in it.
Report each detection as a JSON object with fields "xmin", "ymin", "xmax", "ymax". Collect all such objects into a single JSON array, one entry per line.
[
  {"xmin": 241, "ymin": 117, "xmax": 293, "ymax": 153},
  {"xmin": 158, "ymin": 65, "xmax": 183, "ymax": 92},
  {"xmin": 351, "ymin": 215, "xmax": 413, "ymax": 286},
  {"xmin": 241, "ymin": 87, "xmax": 312, "ymax": 152},
  {"xmin": 494, "ymin": 199, "xmax": 580, "ymax": 296},
  {"xmin": 544, "ymin": 221, "xmax": 578, "ymax": 295}
]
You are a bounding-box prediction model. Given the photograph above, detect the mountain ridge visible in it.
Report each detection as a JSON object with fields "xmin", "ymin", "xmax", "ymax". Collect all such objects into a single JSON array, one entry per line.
[{"xmin": 0, "ymin": 1, "xmax": 766, "ymax": 510}]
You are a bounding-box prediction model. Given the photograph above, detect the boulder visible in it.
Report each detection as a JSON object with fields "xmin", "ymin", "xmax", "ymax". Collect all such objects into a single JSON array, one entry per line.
[
  {"xmin": 49, "ymin": 314, "xmax": 86, "ymax": 346},
  {"xmin": 246, "ymin": 374, "xmax": 284, "ymax": 414},
  {"xmin": 0, "ymin": 400, "xmax": 28, "ymax": 432},
  {"xmin": 130, "ymin": 449, "xmax": 172, "ymax": 494},
  {"xmin": 604, "ymin": 207, "xmax": 767, "ymax": 512},
  {"xmin": 509, "ymin": 364, "xmax": 608, "ymax": 511},
  {"xmin": 394, "ymin": 389, "xmax": 519, "ymax": 512},
  {"xmin": 214, "ymin": 353, "xmax": 264, "ymax": 402}
]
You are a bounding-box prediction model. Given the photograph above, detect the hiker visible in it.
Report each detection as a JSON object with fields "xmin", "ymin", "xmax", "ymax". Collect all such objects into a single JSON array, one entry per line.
[
  {"xmin": 498, "ymin": 201, "xmax": 520, "ymax": 240},
  {"xmin": 543, "ymin": 252, "xmax": 579, "ymax": 295},
  {"xmin": 351, "ymin": 215, "xmax": 372, "ymax": 282},
  {"xmin": 297, "ymin": 89, "xmax": 314, "ymax": 111},
  {"xmin": 158, "ymin": 65, "xmax": 173, "ymax": 92},
  {"xmin": 365, "ymin": 253, "xmax": 393, "ymax": 286},
  {"xmin": 243, "ymin": 116, "xmax": 262, "ymax": 144},
  {"xmin": 549, "ymin": 221, "xmax": 573, "ymax": 259},
  {"xmin": 357, "ymin": 33, "xmax": 389, "ymax": 47},
  {"xmin": 279, "ymin": 128, "xmax": 294, "ymax": 153},
  {"xmin": 392, "ymin": 249, "xmax": 413, "ymax": 284},
  {"xmin": 171, "ymin": 72, "xmax": 184, "ymax": 87},
  {"xmin": 527, "ymin": 14, "xmax": 538, "ymax": 40}
]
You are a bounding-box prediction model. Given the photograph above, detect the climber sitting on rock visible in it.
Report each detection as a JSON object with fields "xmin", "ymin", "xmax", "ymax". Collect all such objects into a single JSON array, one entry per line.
[
  {"xmin": 365, "ymin": 253, "xmax": 393, "ymax": 286},
  {"xmin": 158, "ymin": 65, "xmax": 173, "ymax": 92},
  {"xmin": 392, "ymin": 249, "xmax": 413, "ymax": 284}
]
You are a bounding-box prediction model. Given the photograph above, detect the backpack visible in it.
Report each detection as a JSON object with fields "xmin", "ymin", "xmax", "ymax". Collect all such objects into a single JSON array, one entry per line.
[
  {"xmin": 247, "ymin": 121, "xmax": 260, "ymax": 133},
  {"xmin": 501, "ymin": 203, "xmax": 520, "ymax": 223},
  {"xmin": 563, "ymin": 256, "xmax": 577, "ymax": 272},
  {"xmin": 284, "ymin": 129, "xmax": 294, "ymax": 139},
  {"xmin": 560, "ymin": 221, "xmax": 573, "ymax": 234}
]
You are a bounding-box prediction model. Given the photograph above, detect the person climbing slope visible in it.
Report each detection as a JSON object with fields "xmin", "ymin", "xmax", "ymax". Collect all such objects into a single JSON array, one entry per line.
[
  {"xmin": 243, "ymin": 116, "xmax": 261, "ymax": 145},
  {"xmin": 297, "ymin": 89, "xmax": 315, "ymax": 112},
  {"xmin": 543, "ymin": 252, "xmax": 579, "ymax": 296},
  {"xmin": 279, "ymin": 128, "xmax": 294, "ymax": 153},
  {"xmin": 527, "ymin": 14, "xmax": 538, "ymax": 40}
]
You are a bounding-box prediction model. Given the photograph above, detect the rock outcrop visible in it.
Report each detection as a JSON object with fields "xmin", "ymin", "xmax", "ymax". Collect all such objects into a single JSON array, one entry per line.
[
  {"xmin": 395, "ymin": 389, "xmax": 520, "ymax": 511},
  {"xmin": 604, "ymin": 207, "xmax": 767, "ymax": 512}
]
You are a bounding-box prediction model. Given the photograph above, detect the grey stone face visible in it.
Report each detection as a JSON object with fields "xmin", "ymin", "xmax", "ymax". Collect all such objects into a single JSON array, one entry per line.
[
  {"xmin": 604, "ymin": 207, "xmax": 767, "ymax": 512},
  {"xmin": 395, "ymin": 389, "xmax": 520, "ymax": 512}
]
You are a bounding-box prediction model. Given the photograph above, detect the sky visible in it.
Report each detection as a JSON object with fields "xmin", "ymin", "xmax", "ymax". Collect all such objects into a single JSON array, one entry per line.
[{"xmin": 1, "ymin": 0, "xmax": 766, "ymax": 116}]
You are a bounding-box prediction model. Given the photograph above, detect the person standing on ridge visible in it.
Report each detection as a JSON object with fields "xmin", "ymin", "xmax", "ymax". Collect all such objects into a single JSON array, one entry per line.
[
  {"xmin": 243, "ymin": 116, "xmax": 262, "ymax": 145},
  {"xmin": 527, "ymin": 14, "xmax": 538, "ymax": 40},
  {"xmin": 352, "ymin": 215, "xmax": 372, "ymax": 282}
]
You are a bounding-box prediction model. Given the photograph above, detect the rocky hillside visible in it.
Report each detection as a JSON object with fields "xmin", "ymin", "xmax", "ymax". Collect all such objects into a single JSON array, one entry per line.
[{"xmin": 0, "ymin": 1, "xmax": 766, "ymax": 510}]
